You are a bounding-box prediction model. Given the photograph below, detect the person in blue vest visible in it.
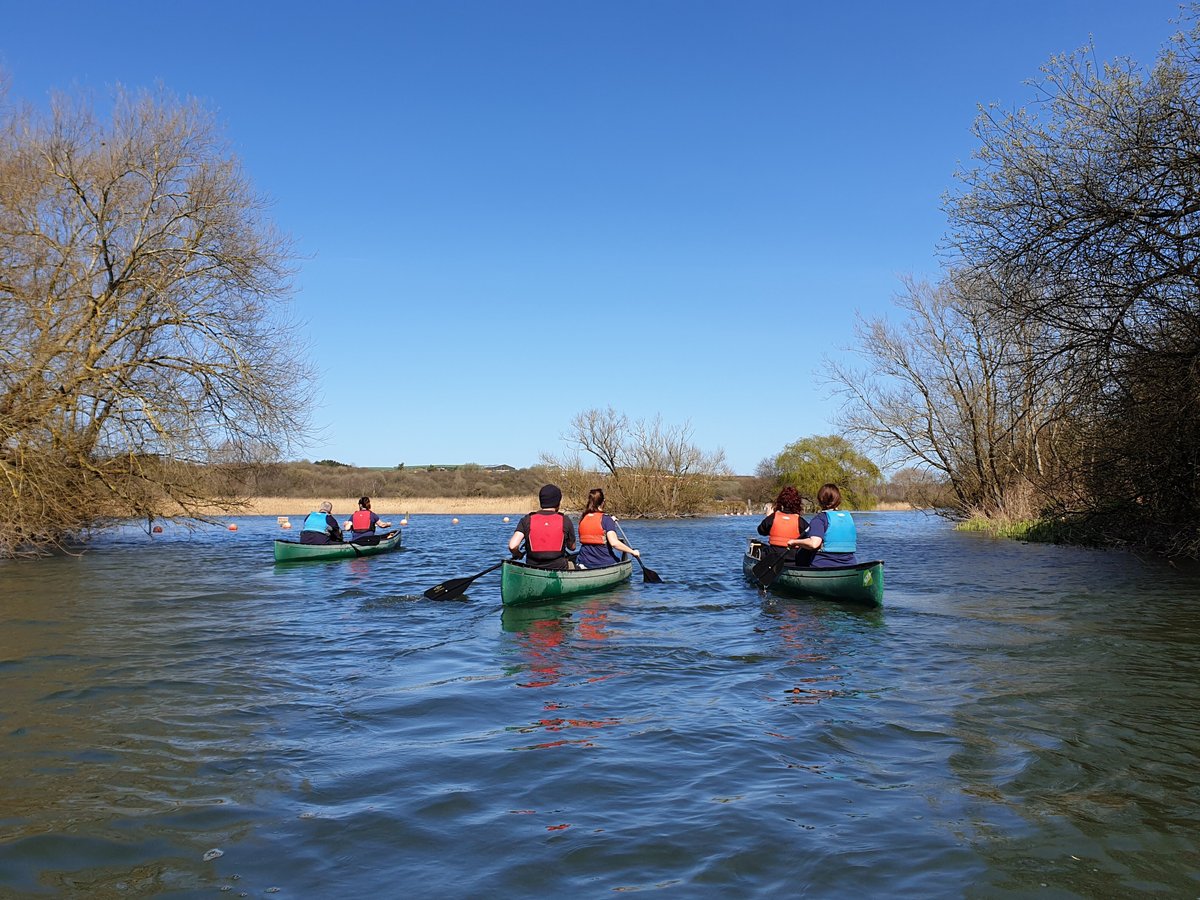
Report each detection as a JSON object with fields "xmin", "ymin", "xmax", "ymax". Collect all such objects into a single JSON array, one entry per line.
[
  {"xmin": 507, "ymin": 484, "xmax": 577, "ymax": 570},
  {"xmin": 788, "ymin": 483, "xmax": 857, "ymax": 567},
  {"xmin": 344, "ymin": 496, "xmax": 391, "ymax": 543},
  {"xmin": 300, "ymin": 501, "xmax": 343, "ymax": 545}
]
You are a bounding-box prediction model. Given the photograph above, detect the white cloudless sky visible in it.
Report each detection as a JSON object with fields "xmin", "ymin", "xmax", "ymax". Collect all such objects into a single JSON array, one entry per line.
[{"xmin": 2, "ymin": 0, "xmax": 1185, "ymax": 472}]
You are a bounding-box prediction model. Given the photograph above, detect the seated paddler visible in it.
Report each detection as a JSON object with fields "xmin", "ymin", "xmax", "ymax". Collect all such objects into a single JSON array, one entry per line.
[
  {"xmin": 787, "ymin": 482, "xmax": 858, "ymax": 567},
  {"xmin": 300, "ymin": 501, "xmax": 343, "ymax": 545},
  {"xmin": 344, "ymin": 496, "xmax": 391, "ymax": 543},
  {"xmin": 575, "ymin": 487, "xmax": 640, "ymax": 569},
  {"xmin": 508, "ymin": 483, "xmax": 577, "ymax": 570},
  {"xmin": 756, "ymin": 486, "xmax": 810, "ymax": 567}
]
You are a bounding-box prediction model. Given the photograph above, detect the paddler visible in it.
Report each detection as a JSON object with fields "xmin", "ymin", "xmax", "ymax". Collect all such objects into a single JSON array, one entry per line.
[
  {"xmin": 300, "ymin": 501, "xmax": 343, "ymax": 545},
  {"xmin": 575, "ymin": 487, "xmax": 640, "ymax": 569},
  {"xmin": 507, "ymin": 484, "xmax": 577, "ymax": 570}
]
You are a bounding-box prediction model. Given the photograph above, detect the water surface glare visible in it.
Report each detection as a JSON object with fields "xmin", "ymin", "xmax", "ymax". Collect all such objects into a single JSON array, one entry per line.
[{"xmin": 2, "ymin": 512, "xmax": 1199, "ymax": 897}]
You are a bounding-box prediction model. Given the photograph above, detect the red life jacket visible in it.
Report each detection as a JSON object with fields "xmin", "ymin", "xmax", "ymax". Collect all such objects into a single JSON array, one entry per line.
[
  {"xmin": 578, "ymin": 512, "xmax": 607, "ymax": 545},
  {"xmin": 768, "ymin": 512, "xmax": 803, "ymax": 547},
  {"xmin": 527, "ymin": 512, "xmax": 566, "ymax": 555},
  {"xmin": 351, "ymin": 509, "xmax": 373, "ymax": 531}
]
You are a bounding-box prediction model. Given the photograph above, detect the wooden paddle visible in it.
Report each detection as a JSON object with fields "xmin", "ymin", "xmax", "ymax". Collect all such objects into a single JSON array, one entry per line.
[
  {"xmin": 423, "ymin": 560, "xmax": 505, "ymax": 601},
  {"xmin": 613, "ymin": 519, "xmax": 663, "ymax": 584}
]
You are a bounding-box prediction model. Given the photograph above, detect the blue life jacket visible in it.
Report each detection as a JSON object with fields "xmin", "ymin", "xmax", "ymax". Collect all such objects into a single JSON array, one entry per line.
[
  {"xmin": 302, "ymin": 511, "xmax": 331, "ymax": 534},
  {"xmin": 821, "ymin": 510, "xmax": 857, "ymax": 553}
]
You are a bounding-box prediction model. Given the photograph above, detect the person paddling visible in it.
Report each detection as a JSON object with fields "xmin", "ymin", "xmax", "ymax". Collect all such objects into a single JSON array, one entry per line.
[
  {"xmin": 300, "ymin": 501, "xmax": 343, "ymax": 545},
  {"xmin": 507, "ymin": 484, "xmax": 577, "ymax": 570},
  {"xmin": 756, "ymin": 486, "xmax": 809, "ymax": 569},
  {"xmin": 576, "ymin": 487, "xmax": 640, "ymax": 569},
  {"xmin": 788, "ymin": 483, "xmax": 858, "ymax": 567},
  {"xmin": 344, "ymin": 496, "xmax": 391, "ymax": 543}
]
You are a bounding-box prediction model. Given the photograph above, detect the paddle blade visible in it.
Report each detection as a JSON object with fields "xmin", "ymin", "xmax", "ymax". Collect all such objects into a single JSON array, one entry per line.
[
  {"xmin": 423, "ymin": 577, "xmax": 473, "ymax": 601},
  {"xmin": 422, "ymin": 560, "xmax": 506, "ymax": 601},
  {"xmin": 639, "ymin": 561, "xmax": 664, "ymax": 584},
  {"xmin": 751, "ymin": 550, "xmax": 788, "ymax": 587}
]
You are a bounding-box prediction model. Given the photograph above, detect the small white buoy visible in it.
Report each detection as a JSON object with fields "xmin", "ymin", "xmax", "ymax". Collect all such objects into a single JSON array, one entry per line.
[
  {"xmin": 400, "ymin": 517, "xmax": 408, "ymax": 526},
  {"xmin": 451, "ymin": 518, "xmax": 459, "ymax": 525},
  {"xmin": 503, "ymin": 516, "xmax": 510, "ymax": 523},
  {"xmin": 281, "ymin": 521, "xmax": 291, "ymax": 529}
]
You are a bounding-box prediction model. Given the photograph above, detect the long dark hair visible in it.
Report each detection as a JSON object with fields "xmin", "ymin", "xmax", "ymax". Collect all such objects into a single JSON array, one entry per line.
[
  {"xmin": 817, "ymin": 483, "xmax": 842, "ymax": 510},
  {"xmin": 584, "ymin": 488, "xmax": 605, "ymax": 516},
  {"xmin": 772, "ymin": 485, "xmax": 804, "ymax": 514}
]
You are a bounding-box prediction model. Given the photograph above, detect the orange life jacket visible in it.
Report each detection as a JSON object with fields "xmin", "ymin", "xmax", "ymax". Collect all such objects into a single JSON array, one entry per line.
[
  {"xmin": 351, "ymin": 509, "xmax": 373, "ymax": 531},
  {"xmin": 578, "ymin": 512, "xmax": 608, "ymax": 545},
  {"xmin": 527, "ymin": 512, "xmax": 566, "ymax": 555},
  {"xmin": 768, "ymin": 512, "xmax": 803, "ymax": 547}
]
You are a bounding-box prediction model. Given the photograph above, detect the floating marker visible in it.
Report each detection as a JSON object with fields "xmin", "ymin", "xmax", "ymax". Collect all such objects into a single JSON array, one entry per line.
[
  {"xmin": 451, "ymin": 518, "xmax": 459, "ymax": 525},
  {"xmin": 227, "ymin": 523, "xmax": 238, "ymax": 531},
  {"xmin": 503, "ymin": 516, "xmax": 510, "ymax": 523},
  {"xmin": 152, "ymin": 525, "xmax": 163, "ymax": 533}
]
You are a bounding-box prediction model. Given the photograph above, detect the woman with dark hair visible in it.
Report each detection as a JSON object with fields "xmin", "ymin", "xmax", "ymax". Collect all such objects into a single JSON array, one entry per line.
[
  {"xmin": 757, "ymin": 486, "xmax": 810, "ymax": 566},
  {"xmin": 576, "ymin": 488, "xmax": 640, "ymax": 569},
  {"xmin": 788, "ymin": 483, "xmax": 857, "ymax": 568},
  {"xmin": 345, "ymin": 496, "xmax": 391, "ymax": 542}
]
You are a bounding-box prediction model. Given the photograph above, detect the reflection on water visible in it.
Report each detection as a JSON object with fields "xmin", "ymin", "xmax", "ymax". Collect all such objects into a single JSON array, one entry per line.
[{"xmin": 1, "ymin": 512, "xmax": 1199, "ymax": 896}]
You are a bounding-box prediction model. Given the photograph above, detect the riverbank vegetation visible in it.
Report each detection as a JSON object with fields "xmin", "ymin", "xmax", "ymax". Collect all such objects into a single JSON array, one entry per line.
[
  {"xmin": 539, "ymin": 407, "xmax": 731, "ymax": 517},
  {"xmin": 0, "ymin": 85, "xmax": 313, "ymax": 556},
  {"xmin": 753, "ymin": 435, "xmax": 882, "ymax": 510},
  {"xmin": 833, "ymin": 11, "xmax": 1200, "ymax": 559}
]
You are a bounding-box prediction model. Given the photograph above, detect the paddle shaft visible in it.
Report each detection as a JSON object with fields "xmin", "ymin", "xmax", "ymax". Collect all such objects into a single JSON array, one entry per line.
[
  {"xmin": 612, "ymin": 519, "xmax": 663, "ymax": 584},
  {"xmin": 423, "ymin": 559, "xmax": 505, "ymax": 601}
]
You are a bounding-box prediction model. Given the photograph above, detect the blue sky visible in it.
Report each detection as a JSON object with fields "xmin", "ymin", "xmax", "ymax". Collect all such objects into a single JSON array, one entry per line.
[{"xmin": 2, "ymin": 1, "xmax": 1184, "ymax": 473}]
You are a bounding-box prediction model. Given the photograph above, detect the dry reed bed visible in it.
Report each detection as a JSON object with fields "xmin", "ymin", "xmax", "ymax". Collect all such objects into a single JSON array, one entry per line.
[{"xmin": 197, "ymin": 496, "xmax": 538, "ymax": 517}]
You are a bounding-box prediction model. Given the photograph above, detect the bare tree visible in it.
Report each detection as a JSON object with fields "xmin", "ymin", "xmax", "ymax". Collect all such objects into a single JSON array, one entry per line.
[
  {"xmin": 542, "ymin": 407, "xmax": 729, "ymax": 517},
  {"xmin": 946, "ymin": 14, "xmax": 1200, "ymax": 552},
  {"xmin": 0, "ymin": 86, "xmax": 314, "ymax": 555},
  {"xmin": 829, "ymin": 272, "xmax": 1071, "ymax": 518}
]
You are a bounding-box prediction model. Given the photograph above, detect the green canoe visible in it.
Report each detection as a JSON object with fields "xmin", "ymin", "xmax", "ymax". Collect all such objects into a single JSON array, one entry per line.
[
  {"xmin": 273, "ymin": 530, "xmax": 402, "ymax": 563},
  {"xmin": 500, "ymin": 559, "xmax": 633, "ymax": 606},
  {"xmin": 744, "ymin": 541, "xmax": 884, "ymax": 606}
]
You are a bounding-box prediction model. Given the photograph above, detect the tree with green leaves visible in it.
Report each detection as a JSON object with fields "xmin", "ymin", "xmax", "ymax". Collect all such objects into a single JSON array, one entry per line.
[{"xmin": 769, "ymin": 436, "xmax": 880, "ymax": 509}]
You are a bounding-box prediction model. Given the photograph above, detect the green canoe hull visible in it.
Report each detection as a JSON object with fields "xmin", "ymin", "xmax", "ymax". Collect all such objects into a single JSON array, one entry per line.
[
  {"xmin": 273, "ymin": 530, "xmax": 402, "ymax": 562},
  {"xmin": 500, "ymin": 559, "xmax": 633, "ymax": 606},
  {"xmin": 743, "ymin": 547, "xmax": 884, "ymax": 606}
]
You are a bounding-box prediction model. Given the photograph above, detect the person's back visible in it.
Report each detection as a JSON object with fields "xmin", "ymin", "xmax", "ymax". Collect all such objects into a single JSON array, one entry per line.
[
  {"xmin": 509, "ymin": 484, "xmax": 576, "ymax": 570},
  {"xmin": 346, "ymin": 496, "xmax": 390, "ymax": 542},
  {"xmin": 757, "ymin": 486, "xmax": 809, "ymax": 567},
  {"xmin": 805, "ymin": 485, "xmax": 857, "ymax": 568},
  {"xmin": 575, "ymin": 488, "xmax": 639, "ymax": 569},
  {"xmin": 300, "ymin": 502, "xmax": 342, "ymax": 545}
]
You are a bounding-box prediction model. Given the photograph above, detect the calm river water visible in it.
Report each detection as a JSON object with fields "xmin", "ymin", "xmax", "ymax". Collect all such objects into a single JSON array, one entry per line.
[{"xmin": 1, "ymin": 512, "xmax": 1199, "ymax": 897}]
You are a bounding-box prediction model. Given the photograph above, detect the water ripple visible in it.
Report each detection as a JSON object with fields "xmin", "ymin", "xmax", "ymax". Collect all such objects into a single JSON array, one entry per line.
[{"xmin": 2, "ymin": 513, "xmax": 1200, "ymax": 896}]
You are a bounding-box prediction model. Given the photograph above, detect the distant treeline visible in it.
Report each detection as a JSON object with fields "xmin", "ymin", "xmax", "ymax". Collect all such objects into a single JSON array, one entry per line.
[
  {"xmin": 236, "ymin": 460, "xmax": 922, "ymax": 512},
  {"xmin": 244, "ymin": 461, "xmax": 552, "ymax": 500},
  {"xmin": 241, "ymin": 460, "xmax": 768, "ymax": 509}
]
